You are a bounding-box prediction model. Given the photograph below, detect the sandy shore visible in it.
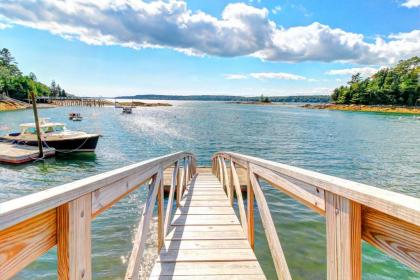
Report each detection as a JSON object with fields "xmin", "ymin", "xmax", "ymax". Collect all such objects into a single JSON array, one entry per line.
[{"xmin": 302, "ymin": 103, "xmax": 420, "ymax": 115}]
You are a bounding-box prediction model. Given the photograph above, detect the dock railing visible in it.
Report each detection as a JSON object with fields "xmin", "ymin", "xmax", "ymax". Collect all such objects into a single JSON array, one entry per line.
[
  {"xmin": 0, "ymin": 151, "xmax": 196, "ymax": 280},
  {"xmin": 212, "ymin": 151, "xmax": 420, "ymax": 280}
]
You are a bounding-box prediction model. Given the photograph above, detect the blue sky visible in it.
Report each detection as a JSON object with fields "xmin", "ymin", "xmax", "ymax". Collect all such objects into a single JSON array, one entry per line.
[{"xmin": 0, "ymin": 0, "xmax": 419, "ymax": 97}]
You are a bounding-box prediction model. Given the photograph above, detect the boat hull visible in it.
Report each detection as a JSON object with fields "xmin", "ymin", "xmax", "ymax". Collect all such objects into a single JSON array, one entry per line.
[{"xmin": 2, "ymin": 135, "xmax": 100, "ymax": 153}]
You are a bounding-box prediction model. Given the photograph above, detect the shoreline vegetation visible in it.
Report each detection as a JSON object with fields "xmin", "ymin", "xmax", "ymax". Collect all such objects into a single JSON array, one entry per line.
[{"xmin": 302, "ymin": 103, "xmax": 420, "ymax": 115}]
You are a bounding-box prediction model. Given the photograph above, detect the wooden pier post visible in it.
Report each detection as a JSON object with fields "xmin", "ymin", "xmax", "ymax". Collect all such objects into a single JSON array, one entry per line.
[{"xmin": 30, "ymin": 92, "xmax": 43, "ymax": 158}]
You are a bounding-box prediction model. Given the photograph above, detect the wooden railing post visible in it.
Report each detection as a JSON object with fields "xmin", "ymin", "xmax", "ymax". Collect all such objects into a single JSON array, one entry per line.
[
  {"xmin": 164, "ymin": 161, "xmax": 179, "ymax": 236},
  {"xmin": 249, "ymin": 167, "xmax": 292, "ymax": 279},
  {"xmin": 325, "ymin": 192, "xmax": 362, "ymax": 280},
  {"xmin": 246, "ymin": 162, "xmax": 255, "ymax": 250},
  {"xmin": 157, "ymin": 168, "xmax": 164, "ymax": 251},
  {"xmin": 57, "ymin": 193, "xmax": 92, "ymax": 280}
]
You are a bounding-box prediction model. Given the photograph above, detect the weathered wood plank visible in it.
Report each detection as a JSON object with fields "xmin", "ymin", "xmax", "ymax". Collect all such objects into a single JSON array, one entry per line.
[
  {"xmin": 150, "ymin": 261, "xmax": 265, "ymax": 276},
  {"xmin": 57, "ymin": 193, "xmax": 92, "ymax": 280},
  {"xmin": 0, "ymin": 209, "xmax": 56, "ymax": 279},
  {"xmin": 325, "ymin": 192, "xmax": 361, "ymax": 280},
  {"xmin": 150, "ymin": 275, "xmax": 266, "ymax": 280},
  {"xmin": 179, "ymin": 200, "xmax": 231, "ymax": 207},
  {"xmin": 181, "ymin": 195, "xmax": 228, "ymax": 201},
  {"xmin": 168, "ymin": 225, "xmax": 244, "ymax": 233},
  {"xmin": 166, "ymin": 230, "xmax": 246, "ymax": 241},
  {"xmin": 157, "ymin": 248, "xmax": 257, "ymax": 262},
  {"xmin": 163, "ymin": 239, "xmax": 250, "ymax": 250},
  {"xmin": 362, "ymin": 206, "xmax": 419, "ymax": 272},
  {"xmin": 247, "ymin": 163, "xmax": 255, "ymax": 250},
  {"xmin": 171, "ymin": 214, "xmax": 240, "ymax": 226},
  {"xmin": 175, "ymin": 206, "xmax": 235, "ymax": 215}
]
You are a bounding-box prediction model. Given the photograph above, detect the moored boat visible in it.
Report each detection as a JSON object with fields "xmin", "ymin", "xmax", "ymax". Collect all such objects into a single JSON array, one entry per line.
[
  {"xmin": 1, "ymin": 118, "xmax": 100, "ymax": 152},
  {"xmin": 69, "ymin": 112, "xmax": 83, "ymax": 121},
  {"xmin": 122, "ymin": 107, "xmax": 133, "ymax": 114}
]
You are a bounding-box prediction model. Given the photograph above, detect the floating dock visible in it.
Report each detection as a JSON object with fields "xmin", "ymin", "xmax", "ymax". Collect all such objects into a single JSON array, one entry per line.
[{"xmin": 0, "ymin": 142, "xmax": 55, "ymax": 164}]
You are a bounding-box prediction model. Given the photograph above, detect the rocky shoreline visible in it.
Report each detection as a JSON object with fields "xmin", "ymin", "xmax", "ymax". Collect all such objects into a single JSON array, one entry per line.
[{"xmin": 302, "ymin": 103, "xmax": 420, "ymax": 115}]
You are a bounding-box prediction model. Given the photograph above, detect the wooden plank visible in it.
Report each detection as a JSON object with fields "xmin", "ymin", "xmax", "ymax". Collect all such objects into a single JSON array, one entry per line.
[
  {"xmin": 0, "ymin": 152, "xmax": 194, "ymax": 231},
  {"xmin": 247, "ymin": 163, "xmax": 255, "ymax": 250},
  {"xmin": 325, "ymin": 192, "xmax": 361, "ymax": 280},
  {"xmin": 251, "ymin": 163, "xmax": 325, "ymax": 215},
  {"xmin": 179, "ymin": 200, "xmax": 230, "ymax": 207},
  {"xmin": 175, "ymin": 206, "xmax": 235, "ymax": 215},
  {"xmin": 231, "ymin": 161, "xmax": 248, "ymax": 237},
  {"xmin": 163, "ymin": 239, "xmax": 250, "ymax": 250},
  {"xmin": 158, "ymin": 170, "xmax": 164, "ymax": 250},
  {"xmin": 157, "ymin": 248, "xmax": 257, "ymax": 262},
  {"xmin": 166, "ymin": 230, "xmax": 246, "ymax": 241},
  {"xmin": 181, "ymin": 195, "xmax": 228, "ymax": 201},
  {"xmin": 57, "ymin": 193, "xmax": 92, "ymax": 280},
  {"xmin": 125, "ymin": 173, "xmax": 161, "ymax": 280},
  {"xmin": 249, "ymin": 170, "xmax": 291, "ymax": 280},
  {"xmin": 164, "ymin": 162, "xmax": 179, "ymax": 236},
  {"xmin": 91, "ymin": 166, "xmax": 157, "ymax": 217},
  {"xmin": 150, "ymin": 275, "xmax": 266, "ymax": 280},
  {"xmin": 362, "ymin": 206, "xmax": 419, "ymax": 272},
  {"xmin": 217, "ymin": 152, "xmax": 420, "ymax": 226},
  {"xmin": 168, "ymin": 225, "xmax": 244, "ymax": 233},
  {"xmin": 150, "ymin": 261, "xmax": 264, "ymax": 276},
  {"xmin": 171, "ymin": 215, "xmax": 240, "ymax": 226},
  {"xmin": 0, "ymin": 209, "xmax": 56, "ymax": 279}
]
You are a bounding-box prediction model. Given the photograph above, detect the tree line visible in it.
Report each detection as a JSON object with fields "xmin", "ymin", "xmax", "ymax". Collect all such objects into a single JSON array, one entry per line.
[
  {"xmin": 0, "ymin": 48, "xmax": 69, "ymax": 100},
  {"xmin": 332, "ymin": 57, "xmax": 420, "ymax": 106}
]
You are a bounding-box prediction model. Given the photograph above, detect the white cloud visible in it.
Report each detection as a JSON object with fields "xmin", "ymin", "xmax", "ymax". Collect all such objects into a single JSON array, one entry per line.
[
  {"xmin": 402, "ymin": 0, "xmax": 420, "ymax": 8},
  {"xmin": 326, "ymin": 67, "xmax": 380, "ymax": 76},
  {"xmin": 250, "ymin": 72, "xmax": 307, "ymax": 80},
  {"xmin": 0, "ymin": 22, "xmax": 11, "ymax": 29},
  {"xmin": 0, "ymin": 1, "xmax": 419, "ymax": 65},
  {"xmin": 224, "ymin": 74, "xmax": 248, "ymax": 80},
  {"xmin": 271, "ymin": 6, "xmax": 282, "ymax": 14}
]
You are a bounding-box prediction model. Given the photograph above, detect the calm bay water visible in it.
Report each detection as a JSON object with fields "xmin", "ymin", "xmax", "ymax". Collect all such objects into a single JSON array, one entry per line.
[{"xmin": 0, "ymin": 102, "xmax": 419, "ymax": 279}]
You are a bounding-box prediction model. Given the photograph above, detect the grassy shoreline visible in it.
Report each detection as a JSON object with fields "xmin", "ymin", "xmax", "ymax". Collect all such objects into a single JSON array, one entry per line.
[{"xmin": 303, "ymin": 103, "xmax": 420, "ymax": 115}]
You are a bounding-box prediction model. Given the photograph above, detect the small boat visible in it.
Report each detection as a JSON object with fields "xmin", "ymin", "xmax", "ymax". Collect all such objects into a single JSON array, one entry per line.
[
  {"xmin": 69, "ymin": 113, "xmax": 83, "ymax": 121},
  {"xmin": 122, "ymin": 107, "xmax": 133, "ymax": 114},
  {"xmin": 1, "ymin": 118, "xmax": 100, "ymax": 153}
]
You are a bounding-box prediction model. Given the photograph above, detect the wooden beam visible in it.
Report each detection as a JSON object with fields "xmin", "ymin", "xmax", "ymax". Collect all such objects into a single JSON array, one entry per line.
[
  {"xmin": 125, "ymin": 172, "xmax": 162, "ymax": 280},
  {"xmin": 164, "ymin": 161, "xmax": 179, "ymax": 236},
  {"xmin": 0, "ymin": 209, "xmax": 56, "ymax": 279},
  {"xmin": 0, "ymin": 152, "xmax": 194, "ymax": 231},
  {"xmin": 91, "ymin": 166, "xmax": 158, "ymax": 217},
  {"xmin": 325, "ymin": 191, "xmax": 361, "ymax": 280},
  {"xmin": 251, "ymin": 163, "xmax": 325, "ymax": 215},
  {"xmin": 247, "ymin": 163, "xmax": 255, "ymax": 250},
  {"xmin": 158, "ymin": 169, "xmax": 164, "ymax": 251},
  {"xmin": 57, "ymin": 193, "xmax": 92, "ymax": 280},
  {"xmin": 231, "ymin": 161, "xmax": 248, "ymax": 238},
  {"xmin": 362, "ymin": 206, "xmax": 419, "ymax": 272},
  {"xmin": 215, "ymin": 152, "xmax": 419, "ymax": 227},
  {"xmin": 249, "ymin": 168, "xmax": 292, "ymax": 280}
]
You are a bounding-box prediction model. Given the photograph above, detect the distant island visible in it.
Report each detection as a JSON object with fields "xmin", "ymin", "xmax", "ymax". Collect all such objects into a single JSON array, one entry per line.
[
  {"xmin": 116, "ymin": 94, "xmax": 331, "ymax": 103},
  {"xmin": 304, "ymin": 56, "xmax": 420, "ymax": 114},
  {"xmin": 331, "ymin": 56, "xmax": 419, "ymax": 106}
]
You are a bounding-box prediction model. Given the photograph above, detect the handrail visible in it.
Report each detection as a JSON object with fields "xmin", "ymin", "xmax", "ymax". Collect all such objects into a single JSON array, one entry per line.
[
  {"xmin": 0, "ymin": 151, "xmax": 196, "ymax": 280},
  {"xmin": 212, "ymin": 151, "xmax": 420, "ymax": 279}
]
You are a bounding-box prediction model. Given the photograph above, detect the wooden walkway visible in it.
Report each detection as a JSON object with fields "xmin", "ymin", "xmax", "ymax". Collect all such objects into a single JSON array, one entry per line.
[{"xmin": 150, "ymin": 171, "xmax": 266, "ymax": 279}]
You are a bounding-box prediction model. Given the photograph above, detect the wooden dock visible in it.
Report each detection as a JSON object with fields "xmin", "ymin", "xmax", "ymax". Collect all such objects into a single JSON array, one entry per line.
[
  {"xmin": 0, "ymin": 142, "xmax": 55, "ymax": 164},
  {"xmin": 150, "ymin": 172, "xmax": 265, "ymax": 279},
  {"xmin": 0, "ymin": 151, "xmax": 419, "ymax": 279}
]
